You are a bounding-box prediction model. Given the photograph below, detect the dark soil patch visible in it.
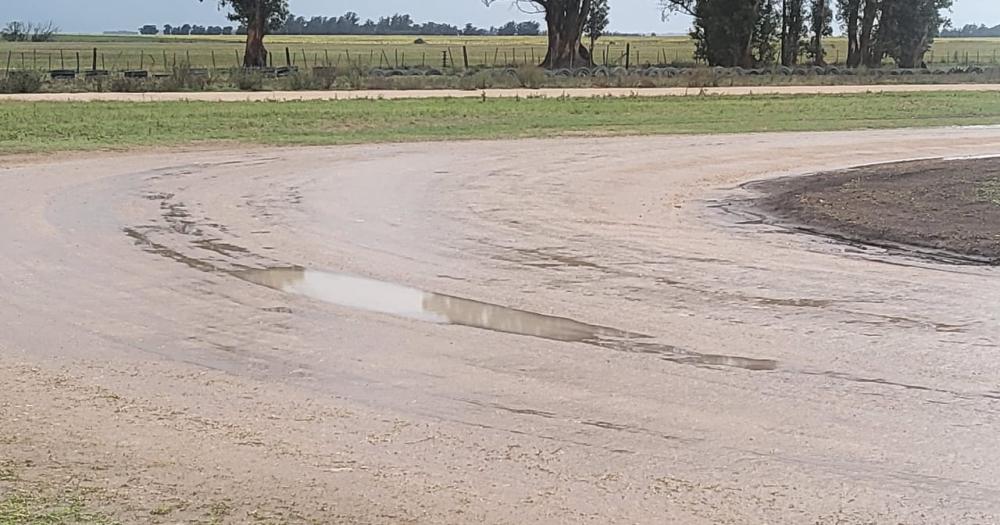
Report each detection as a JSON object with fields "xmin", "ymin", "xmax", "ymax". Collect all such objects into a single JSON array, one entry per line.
[{"xmin": 751, "ymin": 156, "xmax": 1000, "ymax": 264}]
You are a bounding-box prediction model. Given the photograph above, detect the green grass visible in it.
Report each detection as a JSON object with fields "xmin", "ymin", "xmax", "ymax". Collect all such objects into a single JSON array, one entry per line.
[
  {"xmin": 1, "ymin": 91, "xmax": 999, "ymax": 156},
  {"xmin": 0, "ymin": 492, "xmax": 115, "ymax": 525},
  {"xmin": 1, "ymin": 35, "xmax": 999, "ymax": 73}
]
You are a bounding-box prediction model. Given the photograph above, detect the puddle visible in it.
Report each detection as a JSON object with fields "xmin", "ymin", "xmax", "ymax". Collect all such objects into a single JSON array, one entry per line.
[{"xmin": 234, "ymin": 267, "xmax": 778, "ymax": 372}]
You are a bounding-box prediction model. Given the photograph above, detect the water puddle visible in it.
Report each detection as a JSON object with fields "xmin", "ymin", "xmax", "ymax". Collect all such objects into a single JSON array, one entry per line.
[{"xmin": 234, "ymin": 267, "xmax": 778, "ymax": 372}]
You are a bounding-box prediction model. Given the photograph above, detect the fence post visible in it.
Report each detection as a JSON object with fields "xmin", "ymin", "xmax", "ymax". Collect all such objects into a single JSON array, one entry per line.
[
  {"xmin": 211, "ymin": 49, "xmax": 216, "ymax": 70},
  {"xmin": 462, "ymin": 45, "xmax": 469, "ymax": 69},
  {"xmin": 625, "ymin": 43, "xmax": 631, "ymax": 69},
  {"xmin": 92, "ymin": 47, "xmax": 97, "ymax": 71},
  {"xmin": 4, "ymin": 51, "xmax": 10, "ymax": 76},
  {"xmin": 442, "ymin": 50, "xmax": 448, "ymax": 69},
  {"xmin": 60, "ymin": 49, "xmax": 65, "ymax": 69},
  {"xmin": 324, "ymin": 49, "xmax": 329, "ymax": 67},
  {"xmin": 234, "ymin": 49, "xmax": 240, "ymax": 67},
  {"xmin": 285, "ymin": 47, "xmax": 291, "ymax": 66},
  {"xmin": 302, "ymin": 48, "xmax": 308, "ymax": 68},
  {"xmin": 75, "ymin": 51, "xmax": 80, "ymax": 73}
]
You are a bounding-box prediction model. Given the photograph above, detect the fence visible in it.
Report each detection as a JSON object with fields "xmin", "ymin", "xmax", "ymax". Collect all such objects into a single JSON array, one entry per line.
[{"xmin": 3, "ymin": 41, "xmax": 1000, "ymax": 77}]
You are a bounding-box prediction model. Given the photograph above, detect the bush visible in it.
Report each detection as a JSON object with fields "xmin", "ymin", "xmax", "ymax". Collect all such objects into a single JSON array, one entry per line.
[
  {"xmin": 231, "ymin": 69, "xmax": 264, "ymax": 91},
  {"xmin": 284, "ymin": 71, "xmax": 318, "ymax": 91},
  {"xmin": 515, "ymin": 65, "xmax": 545, "ymax": 88},
  {"xmin": 110, "ymin": 76, "xmax": 148, "ymax": 92},
  {"xmin": 158, "ymin": 63, "xmax": 211, "ymax": 91},
  {"xmin": 0, "ymin": 71, "xmax": 44, "ymax": 93}
]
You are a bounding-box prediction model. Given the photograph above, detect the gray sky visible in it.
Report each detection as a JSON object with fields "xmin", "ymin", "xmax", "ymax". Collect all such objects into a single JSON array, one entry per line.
[{"xmin": 4, "ymin": 0, "xmax": 998, "ymax": 34}]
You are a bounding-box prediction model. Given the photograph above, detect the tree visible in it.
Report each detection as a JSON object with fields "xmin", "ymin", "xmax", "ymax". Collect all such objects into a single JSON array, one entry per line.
[
  {"xmin": 163, "ymin": 24, "xmax": 173, "ymax": 35},
  {"xmin": 139, "ymin": 24, "xmax": 159, "ymax": 35},
  {"xmin": 584, "ymin": 0, "xmax": 610, "ymax": 56},
  {"xmin": 201, "ymin": 0, "xmax": 289, "ymax": 67},
  {"xmin": 780, "ymin": 0, "xmax": 806, "ymax": 66},
  {"xmin": 0, "ymin": 21, "xmax": 27, "ymax": 42},
  {"xmin": 484, "ymin": 0, "xmax": 594, "ymax": 69},
  {"xmin": 877, "ymin": 0, "xmax": 950, "ymax": 67},
  {"xmin": 516, "ymin": 21, "xmax": 542, "ymax": 35},
  {"xmin": 807, "ymin": 0, "xmax": 832, "ymax": 64},
  {"xmin": 497, "ymin": 20, "xmax": 518, "ymax": 35},
  {"xmin": 663, "ymin": 0, "xmax": 779, "ymax": 68}
]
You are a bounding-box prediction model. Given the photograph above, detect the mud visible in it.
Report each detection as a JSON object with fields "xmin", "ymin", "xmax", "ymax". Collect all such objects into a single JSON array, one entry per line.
[
  {"xmin": 3, "ymin": 129, "xmax": 1000, "ymax": 524},
  {"xmin": 750, "ymin": 156, "xmax": 1000, "ymax": 264}
]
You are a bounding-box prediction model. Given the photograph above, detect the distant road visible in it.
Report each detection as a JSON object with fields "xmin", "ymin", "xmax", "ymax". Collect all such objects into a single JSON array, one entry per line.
[{"xmin": 2, "ymin": 83, "xmax": 999, "ymax": 102}]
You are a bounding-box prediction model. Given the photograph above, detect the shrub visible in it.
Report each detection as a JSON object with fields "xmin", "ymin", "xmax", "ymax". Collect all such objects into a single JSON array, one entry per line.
[
  {"xmin": 231, "ymin": 69, "xmax": 264, "ymax": 91},
  {"xmin": 0, "ymin": 71, "xmax": 43, "ymax": 93},
  {"xmin": 110, "ymin": 76, "xmax": 148, "ymax": 92},
  {"xmin": 158, "ymin": 63, "xmax": 210, "ymax": 91},
  {"xmin": 515, "ymin": 65, "xmax": 545, "ymax": 88}
]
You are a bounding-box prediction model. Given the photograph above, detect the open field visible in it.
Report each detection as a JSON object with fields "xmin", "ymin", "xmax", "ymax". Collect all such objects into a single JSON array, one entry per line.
[
  {"xmin": 2, "ymin": 127, "xmax": 1000, "ymax": 523},
  {"xmin": 2, "ymin": 91, "xmax": 1000, "ymax": 155},
  {"xmin": 2, "ymin": 34, "xmax": 1000, "ymax": 72}
]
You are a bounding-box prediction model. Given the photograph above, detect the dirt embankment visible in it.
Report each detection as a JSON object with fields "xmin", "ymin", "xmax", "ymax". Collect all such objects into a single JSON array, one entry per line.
[{"xmin": 753, "ymin": 157, "xmax": 1000, "ymax": 263}]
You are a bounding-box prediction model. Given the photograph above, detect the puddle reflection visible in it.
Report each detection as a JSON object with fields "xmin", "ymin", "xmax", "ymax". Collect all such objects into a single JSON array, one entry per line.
[{"xmin": 235, "ymin": 267, "xmax": 777, "ymax": 372}]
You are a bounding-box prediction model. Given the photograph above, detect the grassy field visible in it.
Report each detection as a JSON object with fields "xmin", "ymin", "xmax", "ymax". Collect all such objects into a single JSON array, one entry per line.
[
  {"xmin": 1, "ymin": 91, "xmax": 998, "ymax": 155},
  {"xmin": 1, "ymin": 35, "xmax": 999, "ymax": 73}
]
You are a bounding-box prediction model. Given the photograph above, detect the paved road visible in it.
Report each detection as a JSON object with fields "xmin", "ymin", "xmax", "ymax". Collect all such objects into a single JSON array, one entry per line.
[
  {"xmin": 1, "ymin": 83, "xmax": 999, "ymax": 102},
  {"xmin": 2, "ymin": 128, "xmax": 1000, "ymax": 523}
]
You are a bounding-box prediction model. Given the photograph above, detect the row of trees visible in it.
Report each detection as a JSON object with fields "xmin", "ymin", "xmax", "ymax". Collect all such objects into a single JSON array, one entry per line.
[
  {"xmin": 942, "ymin": 23, "xmax": 1000, "ymax": 38},
  {"xmin": 1, "ymin": 21, "xmax": 58, "ymax": 42},
  {"xmin": 276, "ymin": 13, "xmax": 542, "ymax": 36},
  {"xmin": 660, "ymin": 0, "xmax": 951, "ymax": 68},
  {"xmin": 142, "ymin": 24, "xmax": 235, "ymax": 35},
  {"xmin": 200, "ymin": 0, "xmax": 955, "ymax": 70}
]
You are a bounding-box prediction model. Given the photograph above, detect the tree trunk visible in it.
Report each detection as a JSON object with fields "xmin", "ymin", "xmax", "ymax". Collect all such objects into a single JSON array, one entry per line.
[
  {"xmin": 858, "ymin": 0, "xmax": 881, "ymax": 67},
  {"xmin": 845, "ymin": 0, "xmax": 860, "ymax": 67},
  {"xmin": 243, "ymin": 1, "xmax": 268, "ymax": 68},
  {"xmin": 781, "ymin": 0, "xmax": 804, "ymax": 66},
  {"xmin": 541, "ymin": 0, "xmax": 593, "ymax": 69}
]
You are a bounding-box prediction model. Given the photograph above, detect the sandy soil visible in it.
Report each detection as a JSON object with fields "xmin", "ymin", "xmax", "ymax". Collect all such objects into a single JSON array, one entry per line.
[
  {"xmin": 1, "ymin": 83, "xmax": 999, "ymax": 102},
  {"xmin": 3, "ymin": 128, "xmax": 1000, "ymax": 523},
  {"xmin": 751, "ymin": 156, "xmax": 1000, "ymax": 263}
]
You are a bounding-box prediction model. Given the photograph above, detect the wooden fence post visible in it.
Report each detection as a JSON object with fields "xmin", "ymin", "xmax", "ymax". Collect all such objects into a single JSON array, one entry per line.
[
  {"xmin": 285, "ymin": 47, "xmax": 291, "ymax": 66},
  {"xmin": 625, "ymin": 43, "xmax": 631, "ymax": 69},
  {"xmin": 75, "ymin": 51, "xmax": 80, "ymax": 72},
  {"xmin": 462, "ymin": 45, "xmax": 469, "ymax": 69},
  {"xmin": 92, "ymin": 48, "xmax": 97, "ymax": 71}
]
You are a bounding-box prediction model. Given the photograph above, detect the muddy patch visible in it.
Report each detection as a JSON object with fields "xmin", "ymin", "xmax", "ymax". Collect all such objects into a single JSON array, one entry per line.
[
  {"xmin": 234, "ymin": 267, "xmax": 778, "ymax": 372},
  {"xmin": 747, "ymin": 156, "xmax": 1000, "ymax": 264}
]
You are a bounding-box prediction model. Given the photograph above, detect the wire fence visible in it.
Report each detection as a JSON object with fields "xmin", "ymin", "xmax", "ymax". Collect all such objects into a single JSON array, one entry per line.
[{"xmin": 3, "ymin": 42, "xmax": 1000, "ymax": 77}]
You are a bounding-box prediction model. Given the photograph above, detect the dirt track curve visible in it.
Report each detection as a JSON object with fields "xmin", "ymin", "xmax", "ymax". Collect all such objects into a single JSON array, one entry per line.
[
  {"xmin": 1, "ymin": 83, "xmax": 999, "ymax": 102},
  {"xmin": 3, "ymin": 128, "xmax": 1000, "ymax": 523}
]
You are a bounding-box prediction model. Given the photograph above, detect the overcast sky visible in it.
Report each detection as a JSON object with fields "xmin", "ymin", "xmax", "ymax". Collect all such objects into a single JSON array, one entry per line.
[{"xmin": 5, "ymin": 0, "xmax": 998, "ymax": 34}]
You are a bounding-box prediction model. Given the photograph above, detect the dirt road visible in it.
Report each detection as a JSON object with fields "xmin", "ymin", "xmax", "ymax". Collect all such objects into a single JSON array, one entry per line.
[
  {"xmin": 1, "ymin": 83, "xmax": 999, "ymax": 102},
  {"xmin": 3, "ymin": 128, "xmax": 1000, "ymax": 523}
]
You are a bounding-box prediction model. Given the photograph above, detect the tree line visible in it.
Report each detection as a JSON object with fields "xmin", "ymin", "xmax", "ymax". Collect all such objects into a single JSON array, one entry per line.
[
  {"xmin": 942, "ymin": 23, "xmax": 1000, "ymax": 38},
  {"xmin": 190, "ymin": 0, "xmax": 961, "ymax": 70},
  {"xmin": 141, "ymin": 13, "xmax": 542, "ymax": 37},
  {"xmin": 1, "ymin": 21, "xmax": 58, "ymax": 42},
  {"xmin": 660, "ymin": 0, "xmax": 952, "ymax": 69},
  {"xmin": 143, "ymin": 24, "xmax": 235, "ymax": 35}
]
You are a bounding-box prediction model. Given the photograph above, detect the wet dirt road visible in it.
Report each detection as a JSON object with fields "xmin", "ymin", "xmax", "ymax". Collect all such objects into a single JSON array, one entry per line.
[{"xmin": 3, "ymin": 128, "xmax": 1000, "ymax": 523}]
